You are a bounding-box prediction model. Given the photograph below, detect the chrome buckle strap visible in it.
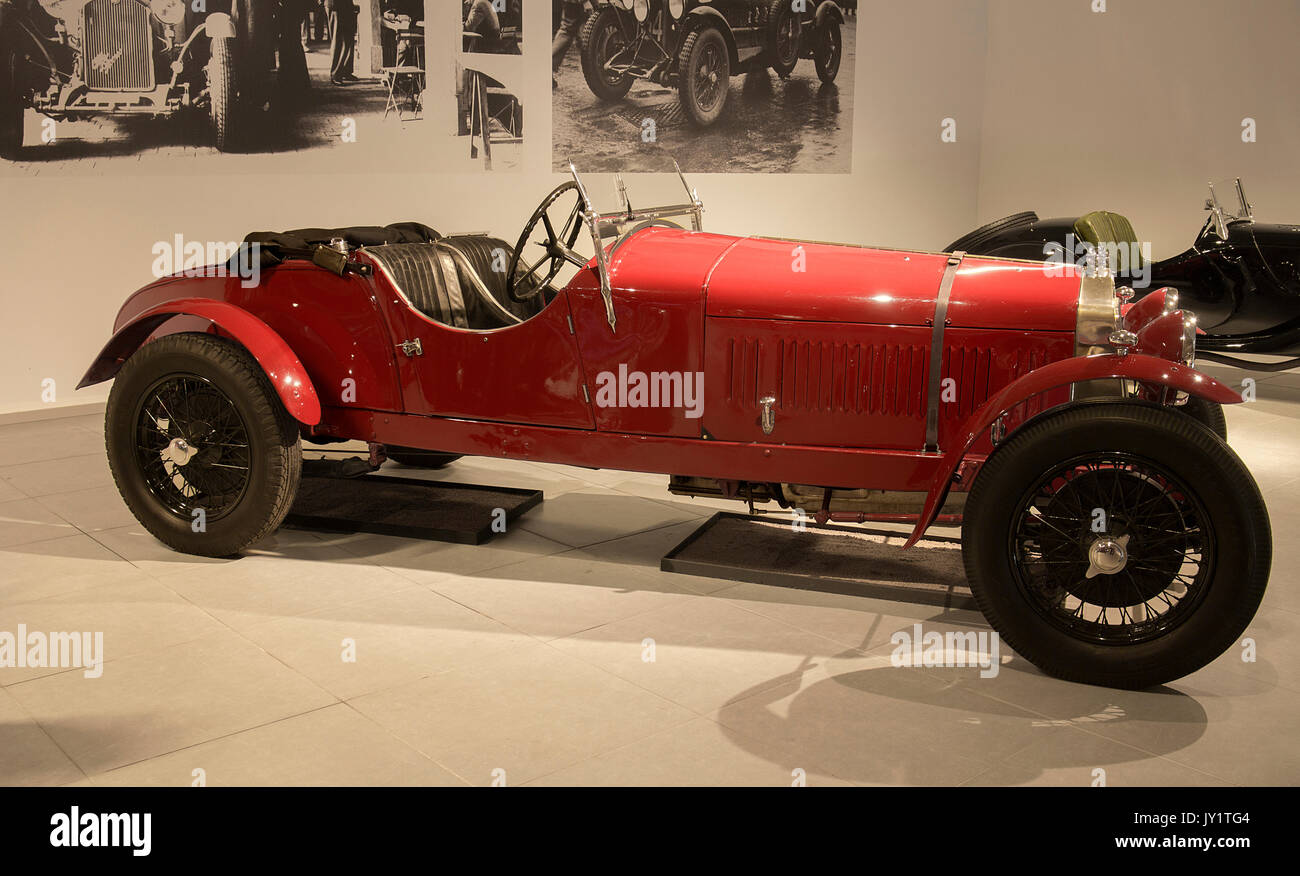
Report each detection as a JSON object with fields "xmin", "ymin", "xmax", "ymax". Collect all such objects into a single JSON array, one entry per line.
[{"xmin": 925, "ymin": 252, "xmax": 965, "ymax": 452}]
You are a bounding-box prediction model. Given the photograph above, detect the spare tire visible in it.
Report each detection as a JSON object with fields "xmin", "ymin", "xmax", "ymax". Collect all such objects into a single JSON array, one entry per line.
[{"xmin": 944, "ymin": 211, "xmax": 1039, "ymax": 254}]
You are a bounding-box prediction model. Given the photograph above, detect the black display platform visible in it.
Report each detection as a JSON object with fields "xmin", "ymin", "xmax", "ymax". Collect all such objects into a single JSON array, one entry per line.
[
  {"xmin": 284, "ymin": 474, "xmax": 543, "ymax": 545},
  {"xmin": 662, "ymin": 512, "xmax": 976, "ymax": 609}
]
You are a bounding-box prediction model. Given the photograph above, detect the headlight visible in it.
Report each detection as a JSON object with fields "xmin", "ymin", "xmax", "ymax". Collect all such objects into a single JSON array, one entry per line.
[
  {"xmin": 150, "ymin": 0, "xmax": 185, "ymax": 25},
  {"xmin": 614, "ymin": 0, "xmax": 634, "ymax": 11},
  {"xmin": 1122, "ymin": 286, "xmax": 1178, "ymax": 334},
  {"xmin": 1132, "ymin": 310, "xmax": 1196, "ymax": 365},
  {"xmin": 669, "ymin": 0, "xmax": 685, "ymax": 17},
  {"xmin": 633, "ymin": 0, "xmax": 650, "ymax": 21}
]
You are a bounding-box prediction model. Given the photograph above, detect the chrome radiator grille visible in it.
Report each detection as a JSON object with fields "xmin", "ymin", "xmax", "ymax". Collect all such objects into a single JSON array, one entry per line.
[{"xmin": 83, "ymin": 0, "xmax": 154, "ymax": 91}]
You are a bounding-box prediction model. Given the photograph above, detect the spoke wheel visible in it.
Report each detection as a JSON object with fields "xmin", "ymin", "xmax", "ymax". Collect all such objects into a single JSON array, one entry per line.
[
  {"xmin": 962, "ymin": 402, "xmax": 1270, "ymax": 689},
  {"xmin": 765, "ymin": 0, "xmax": 801, "ymax": 78},
  {"xmin": 677, "ymin": 27, "xmax": 730, "ymax": 127},
  {"xmin": 506, "ymin": 181, "xmax": 588, "ymax": 302},
  {"xmin": 133, "ymin": 374, "xmax": 253, "ymax": 521},
  {"xmin": 106, "ymin": 333, "xmax": 302, "ymax": 557},
  {"xmin": 579, "ymin": 7, "xmax": 634, "ymax": 101},
  {"xmin": 1009, "ymin": 452, "xmax": 1212, "ymax": 645},
  {"xmin": 814, "ymin": 21, "xmax": 842, "ymax": 84}
]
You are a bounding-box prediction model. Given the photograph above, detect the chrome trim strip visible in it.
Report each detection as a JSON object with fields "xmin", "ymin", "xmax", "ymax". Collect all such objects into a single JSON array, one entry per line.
[{"xmin": 925, "ymin": 252, "xmax": 964, "ymax": 452}]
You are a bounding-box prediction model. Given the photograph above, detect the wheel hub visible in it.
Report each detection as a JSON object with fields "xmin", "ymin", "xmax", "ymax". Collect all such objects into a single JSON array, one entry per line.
[
  {"xmin": 1085, "ymin": 534, "xmax": 1130, "ymax": 579},
  {"xmin": 160, "ymin": 437, "xmax": 200, "ymax": 467}
]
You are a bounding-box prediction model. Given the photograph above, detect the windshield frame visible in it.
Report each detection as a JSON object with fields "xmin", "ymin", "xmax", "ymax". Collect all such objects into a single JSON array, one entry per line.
[{"xmin": 568, "ymin": 161, "xmax": 704, "ymax": 333}]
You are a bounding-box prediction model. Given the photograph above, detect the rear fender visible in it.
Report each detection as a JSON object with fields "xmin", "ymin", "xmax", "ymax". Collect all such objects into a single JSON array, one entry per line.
[
  {"xmin": 77, "ymin": 298, "xmax": 322, "ymax": 426},
  {"xmin": 904, "ymin": 354, "xmax": 1243, "ymax": 547}
]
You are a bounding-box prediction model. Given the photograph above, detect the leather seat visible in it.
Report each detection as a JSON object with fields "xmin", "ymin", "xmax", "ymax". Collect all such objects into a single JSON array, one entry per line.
[{"xmin": 363, "ymin": 236, "xmax": 546, "ymax": 330}]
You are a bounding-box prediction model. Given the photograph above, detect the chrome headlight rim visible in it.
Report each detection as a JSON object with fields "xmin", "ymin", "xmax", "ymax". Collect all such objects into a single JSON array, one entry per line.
[
  {"xmin": 668, "ymin": 0, "xmax": 685, "ymax": 18},
  {"xmin": 633, "ymin": 0, "xmax": 650, "ymax": 21},
  {"xmin": 1181, "ymin": 312, "xmax": 1197, "ymax": 367}
]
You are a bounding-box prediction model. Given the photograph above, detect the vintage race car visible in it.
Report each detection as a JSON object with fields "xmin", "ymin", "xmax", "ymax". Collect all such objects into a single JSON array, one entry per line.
[
  {"xmin": 947, "ymin": 179, "xmax": 1300, "ymax": 370},
  {"xmin": 80, "ymin": 165, "xmax": 1271, "ymax": 689},
  {"xmin": 0, "ymin": 0, "xmax": 264, "ymax": 157},
  {"xmin": 578, "ymin": 0, "xmax": 845, "ymax": 126}
]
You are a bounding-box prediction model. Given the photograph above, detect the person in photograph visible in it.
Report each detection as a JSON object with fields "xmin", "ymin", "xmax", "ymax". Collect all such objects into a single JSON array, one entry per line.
[
  {"xmin": 463, "ymin": 0, "xmax": 521, "ymax": 55},
  {"xmin": 551, "ymin": 0, "xmax": 588, "ymax": 87},
  {"xmin": 278, "ymin": 0, "xmax": 312, "ymax": 93},
  {"xmin": 327, "ymin": 0, "xmax": 359, "ymax": 84},
  {"xmin": 381, "ymin": 0, "xmax": 422, "ymax": 67}
]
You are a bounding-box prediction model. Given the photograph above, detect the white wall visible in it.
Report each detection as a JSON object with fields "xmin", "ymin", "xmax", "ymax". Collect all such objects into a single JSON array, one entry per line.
[
  {"xmin": 0, "ymin": 0, "xmax": 989, "ymax": 416},
  {"xmin": 977, "ymin": 0, "xmax": 1300, "ymax": 258}
]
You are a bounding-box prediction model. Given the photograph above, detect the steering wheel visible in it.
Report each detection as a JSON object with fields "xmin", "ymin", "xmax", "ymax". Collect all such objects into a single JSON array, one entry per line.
[{"xmin": 507, "ymin": 182, "xmax": 590, "ymax": 303}]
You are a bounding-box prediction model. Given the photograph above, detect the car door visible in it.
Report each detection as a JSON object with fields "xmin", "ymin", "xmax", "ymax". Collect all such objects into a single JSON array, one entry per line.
[{"xmin": 378, "ymin": 289, "xmax": 595, "ymax": 429}]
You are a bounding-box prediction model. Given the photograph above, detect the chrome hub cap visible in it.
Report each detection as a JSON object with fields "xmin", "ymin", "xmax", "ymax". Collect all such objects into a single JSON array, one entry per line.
[
  {"xmin": 160, "ymin": 437, "xmax": 200, "ymax": 467},
  {"xmin": 1085, "ymin": 534, "xmax": 1130, "ymax": 579}
]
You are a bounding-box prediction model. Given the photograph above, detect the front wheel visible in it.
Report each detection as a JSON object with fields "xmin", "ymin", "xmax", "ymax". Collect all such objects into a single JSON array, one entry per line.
[
  {"xmin": 962, "ymin": 402, "xmax": 1270, "ymax": 689},
  {"xmin": 105, "ymin": 333, "xmax": 302, "ymax": 557},
  {"xmin": 579, "ymin": 8, "xmax": 633, "ymax": 102},
  {"xmin": 677, "ymin": 27, "xmax": 730, "ymax": 127},
  {"xmin": 813, "ymin": 20, "xmax": 842, "ymax": 84},
  {"xmin": 207, "ymin": 36, "xmax": 237, "ymax": 151},
  {"xmin": 765, "ymin": 0, "xmax": 801, "ymax": 78}
]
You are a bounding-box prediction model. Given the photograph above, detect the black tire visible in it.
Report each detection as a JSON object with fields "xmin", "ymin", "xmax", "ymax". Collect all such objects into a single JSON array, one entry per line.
[
  {"xmin": 813, "ymin": 20, "xmax": 842, "ymax": 83},
  {"xmin": 765, "ymin": 0, "xmax": 801, "ymax": 78},
  {"xmin": 944, "ymin": 211, "xmax": 1039, "ymax": 254},
  {"xmin": 0, "ymin": 50, "xmax": 24, "ymax": 160},
  {"xmin": 385, "ymin": 448, "xmax": 463, "ymax": 469},
  {"xmin": 962, "ymin": 402, "xmax": 1270, "ymax": 689},
  {"xmin": 1181, "ymin": 396, "xmax": 1228, "ymax": 441},
  {"xmin": 207, "ymin": 36, "xmax": 236, "ymax": 152},
  {"xmin": 105, "ymin": 333, "xmax": 302, "ymax": 557},
  {"xmin": 579, "ymin": 7, "xmax": 633, "ymax": 102},
  {"xmin": 677, "ymin": 27, "xmax": 730, "ymax": 127}
]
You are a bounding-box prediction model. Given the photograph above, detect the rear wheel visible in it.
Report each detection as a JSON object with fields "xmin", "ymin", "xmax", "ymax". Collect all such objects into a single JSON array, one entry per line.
[
  {"xmin": 105, "ymin": 333, "xmax": 302, "ymax": 557},
  {"xmin": 385, "ymin": 448, "xmax": 463, "ymax": 469},
  {"xmin": 765, "ymin": 0, "xmax": 801, "ymax": 78},
  {"xmin": 677, "ymin": 26, "xmax": 730, "ymax": 127},
  {"xmin": 207, "ymin": 36, "xmax": 237, "ymax": 151},
  {"xmin": 579, "ymin": 8, "xmax": 633, "ymax": 102},
  {"xmin": 962, "ymin": 403, "xmax": 1269, "ymax": 689}
]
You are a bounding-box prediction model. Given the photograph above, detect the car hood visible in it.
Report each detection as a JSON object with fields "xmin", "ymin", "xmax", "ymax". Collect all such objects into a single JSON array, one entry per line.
[{"xmin": 699, "ymin": 234, "xmax": 1082, "ymax": 332}]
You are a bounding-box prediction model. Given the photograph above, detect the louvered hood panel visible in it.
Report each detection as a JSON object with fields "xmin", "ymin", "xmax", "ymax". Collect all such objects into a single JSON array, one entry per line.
[{"xmin": 703, "ymin": 319, "xmax": 1076, "ymax": 449}]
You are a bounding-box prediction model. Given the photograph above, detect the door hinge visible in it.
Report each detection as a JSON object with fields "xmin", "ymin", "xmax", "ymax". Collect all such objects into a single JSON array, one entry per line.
[
  {"xmin": 397, "ymin": 338, "xmax": 424, "ymax": 357},
  {"xmin": 581, "ymin": 384, "xmax": 591, "ymax": 404},
  {"xmin": 566, "ymin": 314, "xmax": 576, "ymax": 334}
]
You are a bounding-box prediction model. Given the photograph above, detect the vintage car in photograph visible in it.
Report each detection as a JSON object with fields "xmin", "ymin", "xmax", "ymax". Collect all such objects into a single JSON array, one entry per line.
[
  {"xmin": 947, "ymin": 179, "xmax": 1300, "ymax": 370},
  {"xmin": 578, "ymin": 0, "xmax": 845, "ymax": 126},
  {"xmin": 0, "ymin": 0, "xmax": 259, "ymax": 157},
  {"xmin": 79, "ymin": 165, "xmax": 1271, "ymax": 690}
]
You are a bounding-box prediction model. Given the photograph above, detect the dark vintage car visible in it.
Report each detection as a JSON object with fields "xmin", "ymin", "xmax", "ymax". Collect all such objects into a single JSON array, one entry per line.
[
  {"xmin": 578, "ymin": 0, "xmax": 845, "ymax": 126},
  {"xmin": 0, "ymin": 0, "xmax": 265, "ymax": 157},
  {"xmin": 79, "ymin": 165, "xmax": 1271, "ymax": 689},
  {"xmin": 947, "ymin": 179, "xmax": 1300, "ymax": 369}
]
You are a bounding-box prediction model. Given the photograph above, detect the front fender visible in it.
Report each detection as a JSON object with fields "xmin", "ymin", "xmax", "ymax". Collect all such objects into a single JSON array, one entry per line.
[
  {"xmin": 685, "ymin": 7, "xmax": 739, "ymax": 64},
  {"xmin": 815, "ymin": 1, "xmax": 845, "ymax": 27},
  {"xmin": 903, "ymin": 354, "xmax": 1242, "ymax": 547},
  {"xmin": 78, "ymin": 298, "xmax": 322, "ymax": 426}
]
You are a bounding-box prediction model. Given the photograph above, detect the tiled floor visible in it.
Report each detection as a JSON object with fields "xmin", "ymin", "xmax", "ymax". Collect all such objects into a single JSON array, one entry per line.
[{"xmin": 1, "ymin": 363, "xmax": 1297, "ymax": 787}]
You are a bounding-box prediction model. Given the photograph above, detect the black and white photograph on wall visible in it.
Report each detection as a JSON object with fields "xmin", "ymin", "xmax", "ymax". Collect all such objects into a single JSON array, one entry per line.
[
  {"xmin": 462, "ymin": 0, "xmax": 523, "ymax": 54},
  {"xmin": 421, "ymin": 0, "xmax": 522, "ymax": 171},
  {"xmin": 0, "ymin": 0, "xmax": 430, "ymax": 169},
  {"xmin": 551, "ymin": 0, "xmax": 856, "ymax": 173}
]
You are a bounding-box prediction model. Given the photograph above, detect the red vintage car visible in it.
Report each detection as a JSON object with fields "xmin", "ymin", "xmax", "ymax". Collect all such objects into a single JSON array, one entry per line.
[{"xmin": 80, "ymin": 166, "xmax": 1271, "ymax": 689}]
